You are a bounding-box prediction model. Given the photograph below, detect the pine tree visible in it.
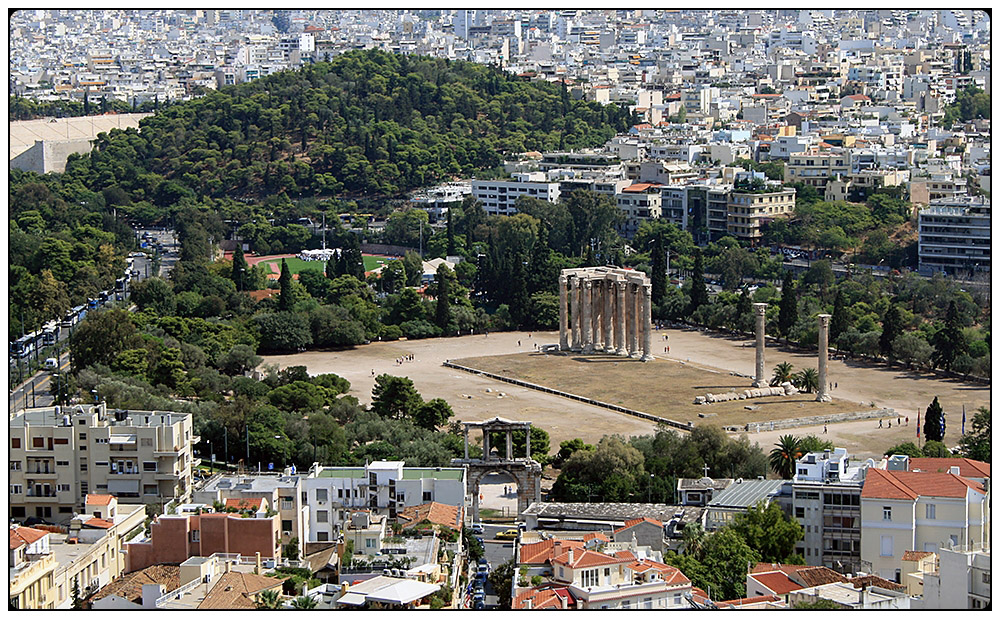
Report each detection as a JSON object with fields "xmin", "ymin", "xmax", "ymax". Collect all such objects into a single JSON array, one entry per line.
[
  {"xmin": 435, "ymin": 264, "xmax": 451, "ymax": 332},
  {"xmin": 777, "ymin": 270, "xmax": 797, "ymax": 340},
  {"xmin": 923, "ymin": 396, "xmax": 945, "ymax": 442},
  {"xmin": 326, "ymin": 254, "xmax": 337, "ymax": 280},
  {"xmin": 232, "ymin": 244, "xmax": 249, "ymax": 291},
  {"xmin": 651, "ymin": 232, "xmax": 666, "ymax": 306},
  {"xmin": 688, "ymin": 248, "xmax": 709, "ymax": 313},
  {"xmin": 71, "ymin": 578, "xmax": 83, "ymax": 610},
  {"xmin": 931, "ymin": 300, "xmax": 966, "ymax": 371},
  {"xmin": 278, "ymin": 258, "xmax": 293, "ymax": 312},
  {"xmin": 880, "ymin": 302, "xmax": 902, "ymax": 358},
  {"xmin": 446, "ymin": 208, "xmax": 456, "ymax": 256},
  {"xmin": 735, "ymin": 287, "xmax": 752, "ymax": 334},
  {"xmin": 830, "ymin": 288, "xmax": 848, "ymax": 342}
]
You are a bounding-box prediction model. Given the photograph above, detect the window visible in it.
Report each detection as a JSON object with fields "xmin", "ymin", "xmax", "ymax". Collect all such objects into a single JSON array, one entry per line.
[
  {"xmin": 10, "ymin": 461, "xmax": 21, "ymax": 471},
  {"xmin": 316, "ymin": 510, "xmax": 328, "ymax": 523},
  {"xmin": 58, "ymin": 484, "xmax": 71, "ymax": 492},
  {"xmin": 882, "ymin": 506, "xmax": 892, "ymax": 521},
  {"xmin": 54, "ymin": 438, "xmax": 68, "ymax": 445},
  {"xmin": 140, "ymin": 438, "xmax": 153, "ymax": 447},
  {"xmin": 673, "ymin": 593, "xmax": 682, "ymax": 606},
  {"xmin": 644, "ymin": 597, "xmax": 653, "ymax": 609},
  {"xmin": 423, "ymin": 491, "xmax": 432, "ymax": 502},
  {"xmin": 983, "ymin": 573, "xmax": 991, "ymax": 584},
  {"xmin": 12, "ymin": 438, "xmax": 21, "ymax": 449},
  {"xmin": 79, "ymin": 433, "xmax": 87, "ymax": 441},
  {"xmin": 317, "ymin": 532, "xmax": 329, "ymax": 542},
  {"xmin": 190, "ymin": 530, "xmax": 200, "ymax": 543},
  {"xmin": 365, "ymin": 538, "xmax": 375, "ymax": 549},
  {"xmin": 301, "ymin": 492, "xmax": 307, "ymax": 505},
  {"xmin": 925, "ymin": 503, "xmax": 936, "ymax": 519},
  {"xmin": 397, "ymin": 493, "xmax": 405, "ymax": 504},
  {"xmin": 316, "ymin": 489, "xmax": 327, "ymax": 502},
  {"xmin": 143, "ymin": 462, "xmax": 157, "ymax": 472},
  {"xmin": 33, "ymin": 437, "xmax": 44, "ymax": 448},
  {"xmin": 282, "ymin": 520, "xmax": 292, "ymax": 533},
  {"xmin": 10, "ymin": 484, "xmax": 22, "ymax": 494},
  {"xmin": 581, "ymin": 569, "xmax": 599, "ymax": 588},
  {"xmin": 950, "ymin": 535, "xmax": 959, "ymax": 547},
  {"xmin": 57, "ymin": 460, "xmax": 69, "ymax": 466},
  {"xmin": 795, "ymin": 507, "xmax": 805, "ymax": 519},
  {"xmin": 144, "ymin": 485, "xmax": 157, "ymax": 495},
  {"xmin": 59, "ymin": 506, "xmax": 72, "ymax": 513},
  {"xmin": 281, "ymin": 498, "xmax": 293, "ymax": 510},
  {"xmin": 338, "ymin": 489, "xmax": 344, "ymax": 499},
  {"xmin": 880, "ymin": 535, "xmax": 893, "ymax": 557},
  {"xmin": 80, "ymin": 460, "xmax": 88, "ymax": 472}
]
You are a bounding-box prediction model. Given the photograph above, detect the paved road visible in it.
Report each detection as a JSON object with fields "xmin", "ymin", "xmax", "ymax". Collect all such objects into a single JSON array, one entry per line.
[
  {"xmin": 9, "ymin": 351, "xmax": 72, "ymax": 412},
  {"xmin": 480, "ymin": 523, "xmax": 516, "ymax": 608}
]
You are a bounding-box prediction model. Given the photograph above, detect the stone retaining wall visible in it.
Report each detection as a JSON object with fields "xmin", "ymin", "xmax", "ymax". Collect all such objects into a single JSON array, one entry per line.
[{"xmin": 728, "ymin": 407, "xmax": 897, "ymax": 433}]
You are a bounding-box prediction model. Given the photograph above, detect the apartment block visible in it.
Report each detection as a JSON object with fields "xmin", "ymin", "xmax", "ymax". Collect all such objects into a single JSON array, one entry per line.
[
  {"xmin": 9, "ymin": 405, "xmax": 200, "ymax": 524},
  {"xmin": 917, "ymin": 196, "xmax": 990, "ymax": 275},
  {"xmin": 471, "ymin": 174, "xmax": 560, "ymax": 216},
  {"xmin": 548, "ymin": 547, "xmax": 692, "ymax": 609},
  {"xmin": 10, "ymin": 526, "xmax": 57, "ymax": 609},
  {"xmin": 616, "ymin": 183, "xmax": 663, "ymax": 239},
  {"xmin": 301, "ymin": 461, "xmax": 466, "ymax": 543},
  {"xmin": 727, "ymin": 186, "xmax": 795, "ymax": 243},
  {"xmin": 920, "ymin": 546, "xmax": 991, "ymax": 609},
  {"xmin": 860, "ymin": 467, "xmax": 989, "ymax": 583},
  {"xmin": 783, "ymin": 151, "xmax": 850, "ymax": 188}
]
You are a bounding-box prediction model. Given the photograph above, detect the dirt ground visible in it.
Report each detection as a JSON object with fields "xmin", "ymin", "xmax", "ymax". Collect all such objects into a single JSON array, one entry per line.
[{"xmin": 260, "ymin": 327, "xmax": 992, "ymax": 461}]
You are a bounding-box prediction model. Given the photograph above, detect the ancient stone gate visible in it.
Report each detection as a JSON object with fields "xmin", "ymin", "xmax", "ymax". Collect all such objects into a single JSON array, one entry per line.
[{"xmin": 451, "ymin": 417, "xmax": 543, "ymax": 521}]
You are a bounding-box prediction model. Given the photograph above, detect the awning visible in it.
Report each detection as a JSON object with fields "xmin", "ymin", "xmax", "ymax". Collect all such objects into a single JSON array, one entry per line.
[
  {"xmin": 336, "ymin": 592, "xmax": 367, "ymax": 606},
  {"xmin": 109, "ymin": 434, "xmax": 136, "ymax": 444},
  {"xmin": 108, "ymin": 479, "xmax": 139, "ymax": 493}
]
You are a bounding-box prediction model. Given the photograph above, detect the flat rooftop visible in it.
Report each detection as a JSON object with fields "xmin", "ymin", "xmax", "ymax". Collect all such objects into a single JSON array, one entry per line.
[{"xmin": 707, "ymin": 479, "xmax": 786, "ymax": 509}]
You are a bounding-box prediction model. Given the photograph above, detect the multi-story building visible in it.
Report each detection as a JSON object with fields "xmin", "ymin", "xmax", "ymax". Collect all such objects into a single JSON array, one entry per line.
[
  {"xmin": 547, "ymin": 547, "xmax": 693, "ymax": 609},
  {"xmin": 471, "ymin": 174, "xmax": 560, "ymax": 216},
  {"xmin": 917, "ymin": 196, "xmax": 990, "ymax": 275},
  {"xmin": 616, "ymin": 183, "xmax": 663, "ymax": 239},
  {"xmin": 9, "ymin": 405, "xmax": 200, "ymax": 524},
  {"xmin": 860, "ymin": 466, "xmax": 989, "ymax": 583},
  {"xmin": 10, "ymin": 526, "xmax": 57, "ymax": 609},
  {"xmin": 301, "ymin": 461, "xmax": 466, "ymax": 543},
  {"xmin": 783, "ymin": 151, "xmax": 850, "ymax": 188},
  {"xmin": 726, "ymin": 185, "xmax": 795, "ymax": 243},
  {"xmin": 684, "ymin": 184, "xmax": 731, "ymax": 243},
  {"xmin": 920, "ymin": 546, "xmax": 991, "ymax": 609},
  {"xmin": 790, "ymin": 448, "xmax": 872, "ymax": 573}
]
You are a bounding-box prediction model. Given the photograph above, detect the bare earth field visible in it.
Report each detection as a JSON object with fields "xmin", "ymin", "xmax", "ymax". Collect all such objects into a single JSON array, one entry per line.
[{"xmin": 261, "ymin": 327, "xmax": 992, "ymax": 461}]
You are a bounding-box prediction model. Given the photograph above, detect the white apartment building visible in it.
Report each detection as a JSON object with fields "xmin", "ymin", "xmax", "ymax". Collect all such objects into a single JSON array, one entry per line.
[
  {"xmin": 784, "ymin": 151, "xmax": 850, "ymax": 187},
  {"xmin": 920, "ymin": 546, "xmax": 991, "ymax": 609},
  {"xmin": 547, "ymin": 547, "xmax": 693, "ymax": 609},
  {"xmin": 917, "ymin": 196, "xmax": 990, "ymax": 275},
  {"xmin": 301, "ymin": 461, "xmax": 466, "ymax": 543},
  {"xmin": 726, "ymin": 186, "xmax": 796, "ymax": 243},
  {"xmin": 860, "ymin": 467, "xmax": 989, "ymax": 583},
  {"xmin": 10, "ymin": 405, "xmax": 199, "ymax": 524},
  {"xmin": 472, "ymin": 174, "xmax": 560, "ymax": 216}
]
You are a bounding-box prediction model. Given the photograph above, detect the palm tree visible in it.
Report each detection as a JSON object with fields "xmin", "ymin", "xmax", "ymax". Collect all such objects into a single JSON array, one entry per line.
[
  {"xmin": 680, "ymin": 521, "xmax": 706, "ymax": 559},
  {"xmin": 291, "ymin": 596, "xmax": 318, "ymax": 609},
  {"xmin": 256, "ymin": 589, "xmax": 282, "ymax": 610},
  {"xmin": 769, "ymin": 435, "xmax": 803, "ymax": 479},
  {"xmin": 794, "ymin": 368, "xmax": 819, "ymax": 394},
  {"xmin": 770, "ymin": 362, "xmax": 795, "ymax": 386}
]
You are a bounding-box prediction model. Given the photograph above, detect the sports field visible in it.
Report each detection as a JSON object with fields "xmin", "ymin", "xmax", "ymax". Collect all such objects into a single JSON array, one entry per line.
[{"xmin": 256, "ymin": 254, "xmax": 395, "ymax": 275}]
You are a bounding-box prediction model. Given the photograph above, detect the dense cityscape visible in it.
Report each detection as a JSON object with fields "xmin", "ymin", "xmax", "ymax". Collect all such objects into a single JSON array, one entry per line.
[{"xmin": 8, "ymin": 9, "xmax": 991, "ymax": 611}]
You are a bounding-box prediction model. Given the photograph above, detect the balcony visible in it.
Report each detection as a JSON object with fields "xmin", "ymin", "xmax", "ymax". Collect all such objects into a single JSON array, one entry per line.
[
  {"xmin": 24, "ymin": 491, "xmax": 58, "ymax": 500},
  {"xmin": 155, "ymin": 471, "xmax": 180, "ymax": 480}
]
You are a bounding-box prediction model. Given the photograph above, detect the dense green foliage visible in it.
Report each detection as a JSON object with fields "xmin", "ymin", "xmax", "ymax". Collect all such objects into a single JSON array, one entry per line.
[
  {"xmin": 923, "ymin": 396, "xmax": 945, "ymax": 442},
  {"xmin": 958, "ymin": 407, "xmax": 991, "ymax": 463},
  {"xmin": 941, "ymin": 86, "xmax": 990, "ymax": 128}
]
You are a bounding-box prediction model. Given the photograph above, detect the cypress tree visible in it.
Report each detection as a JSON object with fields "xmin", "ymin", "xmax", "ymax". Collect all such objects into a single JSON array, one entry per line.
[
  {"xmin": 446, "ymin": 208, "xmax": 456, "ymax": 256},
  {"xmin": 735, "ymin": 287, "xmax": 752, "ymax": 334},
  {"xmin": 931, "ymin": 300, "xmax": 966, "ymax": 371},
  {"xmin": 326, "ymin": 254, "xmax": 337, "ymax": 280},
  {"xmin": 688, "ymin": 248, "xmax": 709, "ymax": 313},
  {"xmin": 880, "ymin": 302, "xmax": 902, "ymax": 358},
  {"xmin": 651, "ymin": 232, "xmax": 666, "ymax": 306},
  {"xmin": 830, "ymin": 288, "xmax": 848, "ymax": 342},
  {"xmin": 232, "ymin": 243, "xmax": 249, "ymax": 291},
  {"xmin": 923, "ymin": 396, "xmax": 945, "ymax": 442},
  {"xmin": 435, "ymin": 264, "xmax": 451, "ymax": 332},
  {"xmin": 278, "ymin": 258, "xmax": 293, "ymax": 311},
  {"xmin": 777, "ymin": 270, "xmax": 797, "ymax": 340}
]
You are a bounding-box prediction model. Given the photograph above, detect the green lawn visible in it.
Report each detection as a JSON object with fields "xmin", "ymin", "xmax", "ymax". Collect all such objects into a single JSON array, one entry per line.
[{"xmin": 258, "ymin": 254, "xmax": 396, "ymax": 274}]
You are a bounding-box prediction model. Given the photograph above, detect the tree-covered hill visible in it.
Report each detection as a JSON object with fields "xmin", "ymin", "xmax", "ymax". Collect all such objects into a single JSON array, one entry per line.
[{"xmin": 70, "ymin": 50, "xmax": 635, "ymax": 199}]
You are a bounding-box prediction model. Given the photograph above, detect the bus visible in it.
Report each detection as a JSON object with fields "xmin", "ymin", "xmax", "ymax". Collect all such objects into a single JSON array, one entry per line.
[{"xmin": 10, "ymin": 335, "xmax": 34, "ymax": 359}]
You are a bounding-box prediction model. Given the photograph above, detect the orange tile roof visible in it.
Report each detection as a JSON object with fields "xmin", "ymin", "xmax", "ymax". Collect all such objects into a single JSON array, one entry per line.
[
  {"xmin": 750, "ymin": 571, "xmax": 802, "ymax": 595},
  {"xmin": 628, "ymin": 559, "xmax": 690, "ymax": 585},
  {"xmin": 909, "ymin": 458, "xmax": 990, "ymax": 478},
  {"xmin": 552, "ymin": 548, "xmax": 632, "ymax": 569},
  {"xmin": 717, "ymin": 594, "xmax": 782, "ymax": 607},
  {"xmin": 83, "ymin": 518, "xmax": 115, "ymax": 529},
  {"xmin": 862, "ymin": 468, "xmax": 985, "ymax": 500},
  {"xmin": 198, "ymin": 571, "xmax": 283, "ymax": 610},
  {"xmin": 615, "ymin": 516, "xmax": 663, "ymax": 533},
  {"xmin": 613, "ymin": 550, "xmax": 637, "ymax": 561},
  {"xmin": 622, "ymin": 182, "xmax": 660, "ymax": 193},
  {"xmin": 513, "ymin": 586, "xmax": 576, "ymax": 609},
  {"xmin": 848, "ymin": 575, "xmax": 905, "ymax": 592},
  {"xmin": 794, "ymin": 566, "xmax": 847, "ymax": 588},
  {"xmin": 86, "ymin": 494, "xmax": 115, "ymax": 505},
  {"xmin": 89, "ymin": 565, "xmax": 180, "ymax": 605},
  {"xmin": 751, "ymin": 562, "xmax": 804, "ymax": 575},
  {"xmin": 396, "ymin": 502, "xmax": 462, "ymax": 531},
  {"xmin": 224, "ymin": 497, "xmax": 263, "ymax": 510},
  {"xmin": 519, "ymin": 539, "xmax": 584, "ymax": 565},
  {"xmin": 902, "ymin": 550, "xmax": 935, "ymax": 562},
  {"xmin": 10, "ymin": 527, "xmax": 49, "ymax": 549},
  {"xmin": 582, "ymin": 532, "xmax": 608, "ymax": 543}
]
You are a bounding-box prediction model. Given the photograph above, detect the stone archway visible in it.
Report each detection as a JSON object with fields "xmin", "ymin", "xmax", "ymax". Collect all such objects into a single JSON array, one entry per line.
[{"xmin": 452, "ymin": 417, "xmax": 543, "ymax": 522}]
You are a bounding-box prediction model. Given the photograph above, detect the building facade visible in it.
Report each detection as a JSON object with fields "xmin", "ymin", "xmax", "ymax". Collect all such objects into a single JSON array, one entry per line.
[
  {"xmin": 726, "ymin": 186, "xmax": 795, "ymax": 243},
  {"xmin": 9, "ymin": 405, "xmax": 199, "ymax": 524},
  {"xmin": 917, "ymin": 196, "xmax": 990, "ymax": 275},
  {"xmin": 471, "ymin": 174, "xmax": 560, "ymax": 216}
]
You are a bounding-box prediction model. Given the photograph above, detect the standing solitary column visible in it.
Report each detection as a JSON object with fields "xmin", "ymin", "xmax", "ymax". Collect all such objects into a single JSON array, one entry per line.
[
  {"xmin": 603, "ymin": 278, "xmax": 614, "ymax": 352},
  {"xmin": 505, "ymin": 430, "xmax": 513, "ymax": 460},
  {"xmin": 463, "ymin": 426, "xmax": 469, "ymax": 460},
  {"xmin": 816, "ymin": 314, "xmax": 832, "ymax": 402},
  {"xmin": 483, "ymin": 429, "xmax": 491, "ymax": 460},
  {"xmin": 641, "ymin": 284, "xmax": 654, "ymax": 361},
  {"xmin": 582, "ymin": 280, "xmax": 594, "ymax": 353},
  {"xmin": 558, "ymin": 274, "xmax": 569, "ymax": 351},
  {"xmin": 592, "ymin": 281, "xmax": 602, "ymax": 351},
  {"xmin": 570, "ymin": 277, "xmax": 580, "ymax": 351},
  {"xmin": 630, "ymin": 283, "xmax": 641, "ymax": 357},
  {"xmin": 525, "ymin": 426, "xmax": 531, "ymax": 460},
  {"xmin": 752, "ymin": 303, "xmax": 768, "ymax": 388},
  {"xmin": 616, "ymin": 280, "xmax": 628, "ymax": 356}
]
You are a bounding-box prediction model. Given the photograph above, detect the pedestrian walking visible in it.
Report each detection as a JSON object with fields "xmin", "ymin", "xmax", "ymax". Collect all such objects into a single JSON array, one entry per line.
[
  {"xmin": 667, "ymin": 346, "xmax": 670, "ymax": 354},
  {"xmin": 879, "ymin": 419, "xmax": 883, "ymax": 428},
  {"xmin": 824, "ymin": 424, "xmax": 828, "ymax": 434},
  {"xmin": 835, "ymin": 382, "xmax": 838, "ymax": 389},
  {"xmin": 905, "ymin": 417, "xmax": 909, "ymax": 426},
  {"xmin": 518, "ymin": 340, "xmax": 521, "ymax": 347}
]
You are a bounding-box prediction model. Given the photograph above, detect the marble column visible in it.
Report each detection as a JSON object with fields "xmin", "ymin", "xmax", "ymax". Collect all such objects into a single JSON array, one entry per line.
[
  {"xmin": 590, "ymin": 280, "xmax": 601, "ymax": 352},
  {"xmin": 582, "ymin": 280, "xmax": 594, "ymax": 353},
  {"xmin": 505, "ymin": 429, "xmax": 513, "ymax": 460},
  {"xmin": 615, "ymin": 280, "xmax": 628, "ymax": 356},
  {"xmin": 525, "ymin": 427, "xmax": 531, "ymax": 460},
  {"xmin": 630, "ymin": 283, "xmax": 641, "ymax": 357},
  {"xmin": 570, "ymin": 277, "xmax": 580, "ymax": 351},
  {"xmin": 483, "ymin": 429, "xmax": 491, "ymax": 460},
  {"xmin": 816, "ymin": 314, "xmax": 832, "ymax": 402},
  {"xmin": 603, "ymin": 278, "xmax": 614, "ymax": 352},
  {"xmin": 558, "ymin": 274, "xmax": 569, "ymax": 351},
  {"xmin": 463, "ymin": 427, "xmax": 469, "ymax": 460},
  {"xmin": 752, "ymin": 303, "xmax": 768, "ymax": 388},
  {"xmin": 641, "ymin": 284, "xmax": 654, "ymax": 361}
]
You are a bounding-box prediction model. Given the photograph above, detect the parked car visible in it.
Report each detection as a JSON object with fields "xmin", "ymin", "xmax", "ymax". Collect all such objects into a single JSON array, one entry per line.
[
  {"xmin": 470, "ymin": 523, "xmax": 484, "ymax": 535},
  {"xmin": 44, "ymin": 358, "xmax": 58, "ymax": 370},
  {"xmin": 494, "ymin": 528, "xmax": 519, "ymax": 540}
]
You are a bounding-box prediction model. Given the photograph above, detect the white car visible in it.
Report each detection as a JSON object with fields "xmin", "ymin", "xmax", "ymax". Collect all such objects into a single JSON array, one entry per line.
[{"xmin": 44, "ymin": 358, "xmax": 59, "ymax": 370}]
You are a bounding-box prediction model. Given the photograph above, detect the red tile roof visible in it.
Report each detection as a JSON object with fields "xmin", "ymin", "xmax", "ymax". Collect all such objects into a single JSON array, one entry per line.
[
  {"xmin": 86, "ymin": 494, "xmax": 115, "ymax": 505},
  {"xmin": 552, "ymin": 548, "xmax": 632, "ymax": 569},
  {"xmin": 582, "ymin": 532, "xmax": 609, "ymax": 543},
  {"xmin": 849, "ymin": 575, "xmax": 905, "ymax": 592},
  {"xmin": 613, "ymin": 550, "xmax": 637, "ymax": 561},
  {"xmin": 750, "ymin": 571, "xmax": 802, "ymax": 595},
  {"xmin": 10, "ymin": 527, "xmax": 49, "ymax": 549},
  {"xmin": 717, "ymin": 594, "xmax": 783, "ymax": 607},
  {"xmin": 751, "ymin": 562, "xmax": 803, "ymax": 576},
  {"xmin": 83, "ymin": 518, "xmax": 115, "ymax": 529},
  {"xmin": 519, "ymin": 539, "xmax": 584, "ymax": 565},
  {"xmin": 224, "ymin": 497, "xmax": 263, "ymax": 510},
  {"xmin": 513, "ymin": 586, "xmax": 576, "ymax": 609},
  {"xmin": 909, "ymin": 458, "xmax": 990, "ymax": 478},
  {"xmin": 622, "ymin": 182, "xmax": 661, "ymax": 193},
  {"xmin": 628, "ymin": 559, "xmax": 691, "ymax": 585},
  {"xmin": 396, "ymin": 502, "xmax": 462, "ymax": 531},
  {"xmin": 614, "ymin": 516, "xmax": 663, "ymax": 533},
  {"xmin": 862, "ymin": 468, "xmax": 986, "ymax": 500},
  {"xmin": 902, "ymin": 550, "xmax": 935, "ymax": 562}
]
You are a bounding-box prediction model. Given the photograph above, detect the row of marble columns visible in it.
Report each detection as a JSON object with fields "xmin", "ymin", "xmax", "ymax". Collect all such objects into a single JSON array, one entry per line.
[
  {"xmin": 752, "ymin": 303, "xmax": 831, "ymax": 402},
  {"xmin": 558, "ymin": 268, "xmax": 653, "ymax": 361}
]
